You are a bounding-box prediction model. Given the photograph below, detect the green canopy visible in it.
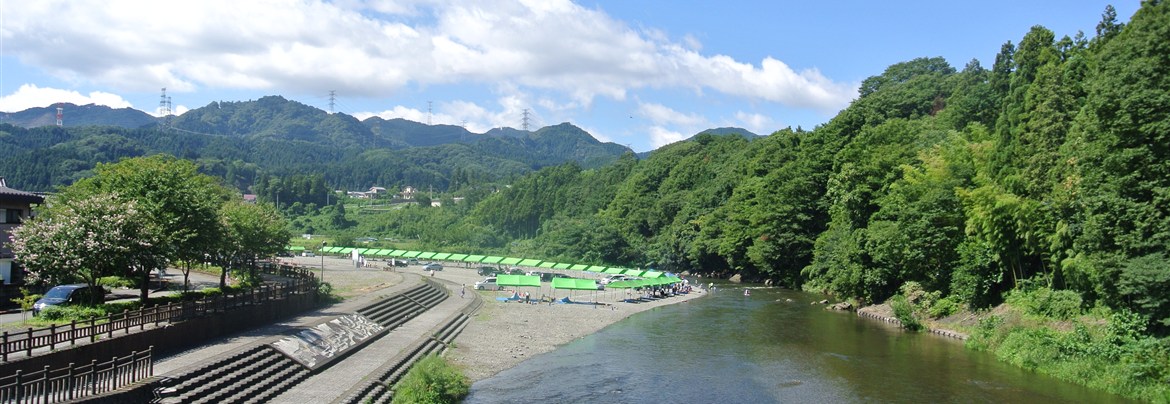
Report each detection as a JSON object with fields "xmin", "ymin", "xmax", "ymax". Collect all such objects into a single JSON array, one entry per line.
[
  {"xmin": 354, "ymin": 248, "xmax": 371, "ymax": 255},
  {"xmin": 287, "ymin": 246, "xmax": 305, "ymax": 251},
  {"xmin": 402, "ymin": 251, "xmax": 422, "ymax": 258},
  {"xmin": 389, "ymin": 249, "xmax": 407, "ymax": 257},
  {"xmin": 481, "ymin": 256, "xmax": 505, "ymax": 264},
  {"xmin": 552, "ymin": 278, "xmax": 597, "ymax": 290},
  {"xmin": 575, "ymin": 279, "xmax": 599, "ymax": 290},
  {"xmin": 622, "ymin": 269, "xmax": 645, "ymax": 277},
  {"xmin": 518, "ymin": 259, "xmax": 542, "ymax": 267},
  {"xmin": 464, "ymin": 254, "xmax": 486, "ymax": 262},
  {"xmin": 662, "ymin": 276, "xmax": 683, "ymax": 284},
  {"xmin": 602, "ymin": 267, "xmax": 625, "ymax": 274},
  {"xmin": 606, "ymin": 279, "xmax": 640, "ymax": 289},
  {"xmin": 432, "ymin": 252, "xmax": 452, "ymax": 260},
  {"xmin": 377, "ymin": 249, "xmax": 394, "ymax": 256},
  {"xmin": 497, "ymin": 274, "xmax": 541, "ymax": 287},
  {"xmin": 448, "ymin": 253, "xmax": 469, "ymax": 261},
  {"xmin": 538, "ymin": 262, "xmax": 558, "ymax": 269},
  {"xmin": 552, "ymin": 263, "xmax": 572, "ymax": 270},
  {"xmin": 338, "ymin": 247, "xmax": 355, "ymax": 254},
  {"xmin": 500, "ymin": 257, "xmax": 523, "ymax": 265},
  {"xmin": 417, "ymin": 252, "xmax": 437, "ymax": 259},
  {"xmin": 570, "ymin": 264, "xmax": 590, "ymax": 271},
  {"xmin": 588, "ymin": 266, "xmax": 609, "ymax": 272},
  {"xmin": 642, "ymin": 270, "xmax": 664, "ymax": 279}
]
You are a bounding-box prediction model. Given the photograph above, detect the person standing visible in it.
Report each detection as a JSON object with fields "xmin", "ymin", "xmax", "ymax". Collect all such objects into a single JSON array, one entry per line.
[{"xmin": 460, "ymin": 284, "xmax": 466, "ymax": 298}]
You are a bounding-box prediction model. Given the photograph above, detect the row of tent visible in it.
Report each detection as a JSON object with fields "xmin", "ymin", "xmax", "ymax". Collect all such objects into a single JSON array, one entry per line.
[
  {"xmin": 300, "ymin": 246, "xmax": 672, "ymax": 280},
  {"xmin": 490, "ymin": 274, "xmax": 684, "ymax": 291}
]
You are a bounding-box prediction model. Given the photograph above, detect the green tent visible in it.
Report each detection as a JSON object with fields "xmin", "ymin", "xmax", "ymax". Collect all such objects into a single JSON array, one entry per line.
[
  {"xmin": 498, "ymin": 257, "xmax": 522, "ymax": 265},
  {"xmin": 338, "ymin": 247, "xmax": 355, "ymax": 254},
  {"xmin": 287, "ymin": 246, "xmax": 305, "ymax": 251},
  {"xmin": 538, "ymin": 261, "xmax": 558, "ymax": 269},
  {"xmin": 481, "ymin": 256, "xmax": 505, "ymax": 264},
  {"xmin": 464, "ymin": 254, "xmax": 486, "ymax": 262},
  {"xmin": 622, "ymin": 269, "xmax": 645, "ymax": 277},
  {"xmin": 354, "ymin": 248, "xmax": 372, "ymax": 255},
  {"xmin": 448, "ymin": 253, "xmax": 468, "ymax": 261},
  {"xmin": 518, "ymin": 259, "xmax": 542, "ymax": 267},
  {"xmin": 642, "ymin": 271, "xmax": 664, "ymax": 279},
  {"xmin": 417, "ymin": 252, "xmax": 437, "ymax": 260},
  {"xmin": 570, "ymin": 264, "xmax": 589, "ymax": 271},
  {"xmin": 402, "ymin": 251, "xmax": 422, "ymax": 258},
  {"xmin": 552, "ymin": 263, "xmax": 572, "ymax": 270},
  {"xmin": 389, "ymin": 249, "xmax": 407, "ymax": 257},
  {"xmin": 497, "ymin": 274, "xmax": 541, "ymax": 287},
  {"xmin": 432, "ymin": 252, "xmax": 452, "ymax": 260},
  {"xmin": 602, "ymin": 267, "xmax": 624, "ymax": 274},
  {"xmin": 587, "ymin": 266, "xmax": 608, "ymax": 272}
]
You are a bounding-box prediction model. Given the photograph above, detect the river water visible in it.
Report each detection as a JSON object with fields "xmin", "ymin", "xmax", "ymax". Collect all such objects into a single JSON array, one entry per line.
[{"xmin": 465, "ymin": 284, "xmax": 1132, "ymax": 403}]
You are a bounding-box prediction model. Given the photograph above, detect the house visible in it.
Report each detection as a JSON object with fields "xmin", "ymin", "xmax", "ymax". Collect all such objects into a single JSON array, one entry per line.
[
  {"xmin": 368, "ymin": 186, "xmax": 387, "ymax": 195},
  {"xmin": 0, "ymin": 177, "xmax": 45, "ymax": 285},
  {"xmin": 400, "ymin": 186, "xmax": 417, "ymax": 200}
]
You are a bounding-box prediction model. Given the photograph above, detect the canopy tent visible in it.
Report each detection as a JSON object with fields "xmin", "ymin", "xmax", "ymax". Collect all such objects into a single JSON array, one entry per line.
[
  {"xmin": 353, "ymin": 248, "xmax": 371, "ymax": 255},
  {"xmin": 602, "ymin": 268, "xmax": 625, "ymax": 275},
  {"xmin": 518, "ymin": 259, "xmax": 543, "ymax": 267},
  {"xmin": 448, "ymin": 253, "xmax": 468, "ymax": 261},
  {"xmin": 338, "ymin": 247, "xmax": 355, "ymax": 254},
  {"xmin": 481, "ymin": 256, "xmax": 505, "ymax": 264},
  {"xmin": 552, "ymin": 263, "xmax": 573, "ymax": 270},
  {"xmin": 431, "ymin": 252, "xmax": 452, "ymax": 260},
  {"xmin": 500, "ymin": 257, "xmax": 523, "ymax": 266},
  {"xmin": 417, "ymin": 252, "xmax": 437, "ymax": 260},
  {"xmin": 570, "ymin": 264, "xmax": 590, "ymax": 271},
  {"xmin": 389, "ymin": 250, "xmax": 407, "ymax": 257},
  {"xmin": 463, "ymin": 254, "xmax": 486, "ymax": 262},
  {"xmin": 641, "ymin": 271, "xmax": 664, "ymax": 279},
  {"xmin": 622, "ymin": 269, "xmax": 646, "ymax": 277},
  {"xmin": 286, "ymin": 246, "xmax": 305, "ymax": 251},
  {"xmin": 551, "ymin": 278, "xmax": 599, "ymax": 290},
  {"xmin": 496, "ymin": 274, "xmax": 541, "ymax": 287},
  {"xmin": 538, "ymin": 262, "xmax": 558, "ymax": 269},
  {"xmin": 587, "ymin": 266, "xmax": 608, "ymax": 273},
  {"xmin": 402, "ymin": 251, "xmax": 422, "ymax": 258}
]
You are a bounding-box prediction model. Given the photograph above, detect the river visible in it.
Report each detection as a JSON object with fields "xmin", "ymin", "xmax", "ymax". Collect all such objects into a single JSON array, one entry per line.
[{"xmin": 465, "ymin": 284, "xmax": 1132, "ymax": 403}]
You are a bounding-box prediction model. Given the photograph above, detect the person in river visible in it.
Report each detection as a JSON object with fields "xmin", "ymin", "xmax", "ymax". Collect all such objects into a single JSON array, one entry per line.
[{"xmin": 744, "ymin": 289, "xmax": 751, "ymax": 297}]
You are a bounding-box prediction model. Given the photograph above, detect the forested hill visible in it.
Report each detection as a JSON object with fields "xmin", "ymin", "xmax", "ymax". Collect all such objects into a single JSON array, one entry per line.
[
  {"xmin": 456, "ymin": 3, "xmax": 1170, "ymax": 338},
  {"xmin": 1, "ymin": 103, "xmax": 159, "ymax": 128},
  {"xmin": 0, "ymin": 96, "xmax": 631, "ymax": 192}
]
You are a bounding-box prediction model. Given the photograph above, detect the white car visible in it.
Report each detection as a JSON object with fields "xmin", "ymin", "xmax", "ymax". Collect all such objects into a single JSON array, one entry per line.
[
  {"xmin": 475, "ymin": 277, "xmax": 504, "ymax": 291},
  {"xmin": 600, "ymin": 275, "xmax": 628, "ymax": 285}
]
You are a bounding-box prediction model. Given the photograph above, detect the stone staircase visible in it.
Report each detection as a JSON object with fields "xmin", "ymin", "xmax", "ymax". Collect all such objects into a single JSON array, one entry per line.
[
  {"xmin": 336, "ymin": 308, "xmax": 474, "ymax": 404},
  {"xmin": 151, "ymin": 280, "xmax": 449, "ymax": 403}
]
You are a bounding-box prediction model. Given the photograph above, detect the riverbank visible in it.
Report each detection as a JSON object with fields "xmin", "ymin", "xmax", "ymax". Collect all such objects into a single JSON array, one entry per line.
[{"xmin": 446, "ymin": 286, "xmax": 708, "ymax": 382}]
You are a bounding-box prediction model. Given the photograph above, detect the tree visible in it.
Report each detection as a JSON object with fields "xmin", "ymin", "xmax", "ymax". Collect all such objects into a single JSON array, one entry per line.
[
  {"xmin": 10, "ymin": 193, "xmax": 159, "ymax": 292},
  {"xmin": 214, "ymin": 200, "xmax": 289, "ymax": 288},
  {"xmin": 64, "ymin": 155, "xmax": 230, "ymax": 302}
]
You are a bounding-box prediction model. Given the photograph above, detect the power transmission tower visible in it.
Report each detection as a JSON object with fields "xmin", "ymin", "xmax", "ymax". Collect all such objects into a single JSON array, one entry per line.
[
  {"xmin": 427, "ymin": 101, "xmax": 433, "ymax": 125},
  {"xmin": 329, "ymin": 90, "xmax": 336, "ymax": 113},
  {"xmin": 522, "ymin": 108, "xmax": 531, "ymax": 131}
]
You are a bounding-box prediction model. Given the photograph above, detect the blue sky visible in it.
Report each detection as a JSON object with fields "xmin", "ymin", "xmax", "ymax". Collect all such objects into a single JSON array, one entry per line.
[{"xmin": 0, "ymin": 1, "xmax": 1138, "ymax": 152}]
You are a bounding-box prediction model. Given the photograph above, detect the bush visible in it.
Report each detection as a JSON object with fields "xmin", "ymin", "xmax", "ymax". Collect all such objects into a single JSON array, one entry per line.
[
  {"xmin": 392, "ymin": 354, "xmax": 469, "ymax": 404},
  {"xmin": 926, "ymin": 295, "xmax": 961, "ymax": 319},
  {"xmin": 1006, "ymin": 287, "xmax": 1083, "ymax": 320},
  {"xmin": 890, "ymin": 294, "xmax": 923, "ymax": 331}
]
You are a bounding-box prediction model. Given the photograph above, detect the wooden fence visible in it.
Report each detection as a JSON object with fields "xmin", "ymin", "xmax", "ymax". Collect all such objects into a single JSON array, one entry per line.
[
  {"xmin": 0, "ymin": 347, "xmax": 152, "ymax": 403},
  {"xmin": 1, "ymin": 264, "xmax": 317, "ymax": 363}
]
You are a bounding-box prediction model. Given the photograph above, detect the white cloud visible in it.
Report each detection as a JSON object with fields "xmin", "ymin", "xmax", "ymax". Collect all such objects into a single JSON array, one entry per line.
[
  {"xmin": 3, "ymin": 0, "xmax": 855, "ymax": 111},
  {"xmin": 733, "ymin": 111, "xmax": 776, "ymax": 136},
  {"xmin": 648, "ymin": 126, "xmax": 686, "ymax": 149},
  {"xmin": 0, "ymin": 84, "xmax": 134, "ymax": 112},
  {"xmin": 637, "ymin": 102, "xmax": 707, "ymax": 127}
]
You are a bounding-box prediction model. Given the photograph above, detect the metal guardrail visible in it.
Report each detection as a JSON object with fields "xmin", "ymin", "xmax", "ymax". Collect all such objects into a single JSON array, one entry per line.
[
  {"xmin": 0, "ymin": 346, "xmax": 153, "ymax": 403},
  {"xmin": 1, "ymin": 264, "xmax": 318, "ymax": 363}
]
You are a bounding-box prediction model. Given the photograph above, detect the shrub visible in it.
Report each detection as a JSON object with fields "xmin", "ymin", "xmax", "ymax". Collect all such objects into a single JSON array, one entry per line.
[
  {"xmin": 890, "ymin": 294, "xmax": 923, "ymax": 331},
  {"xmin": 926, "ymin": 296, "xmax": 961, "ymax": 319},
  {"xmin": 392, "ymin": 354, "xmax": 469, "ymax": 404},
  {"xmin": 1006, "ymin": 287, "xmax": 1083, "ymax": 320}
]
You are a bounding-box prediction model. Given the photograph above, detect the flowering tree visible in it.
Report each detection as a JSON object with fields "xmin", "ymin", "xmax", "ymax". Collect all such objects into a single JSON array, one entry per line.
[{"xmin": 10, "ymin": 193, "xmax": 159, "ymax": 290}]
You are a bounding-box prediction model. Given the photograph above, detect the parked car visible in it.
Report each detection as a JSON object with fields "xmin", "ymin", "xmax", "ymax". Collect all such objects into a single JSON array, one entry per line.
[
  {"xmin": 393, "ymin": 260, "xmax": 408, "ymax": 267},
  {"xmin": 32, "ymin": 284, "xmax": 107, "ymax": 316},
  {"xmin": 407, "ymin": 258, "xmax": 420, "ymax": 265},
  {"xmin": 474, "ymin": 277, "xmax": 504, "ymax": 291},
  {"xmin": 600, "ymin": 275, "xmax": 628, "ymax": 285},
  {"xmin": 526, "ymin": 271, "xmax": 567, "ymax": 282},
  {"xmin": 301, "ymin": 251, "xmax": 315, "ymax": 257},
  {"xmin": 423, "ymin": 263, "xmax": 443, "ymax": 271},
  {"xmin": 478, "ymin": 266, "xmax": 502, "ymax": 276}
]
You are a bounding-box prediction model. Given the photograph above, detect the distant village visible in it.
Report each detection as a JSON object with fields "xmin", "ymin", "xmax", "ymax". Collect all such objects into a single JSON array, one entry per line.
[{"xmin": 244, "ymin": 186, "xmax": 463, "ymax": 207}]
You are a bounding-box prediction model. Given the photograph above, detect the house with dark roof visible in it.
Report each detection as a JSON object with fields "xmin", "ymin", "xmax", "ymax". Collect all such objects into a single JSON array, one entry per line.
[{"xmin": 0, "ymin": 177, "xmax": 45, "ymax": 285}]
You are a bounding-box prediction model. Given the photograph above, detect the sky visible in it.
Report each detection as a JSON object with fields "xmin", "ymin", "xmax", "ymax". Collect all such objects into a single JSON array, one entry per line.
[{"xmin": 0, "ymin": 0, "xmax": 1139, "ymax": 152}]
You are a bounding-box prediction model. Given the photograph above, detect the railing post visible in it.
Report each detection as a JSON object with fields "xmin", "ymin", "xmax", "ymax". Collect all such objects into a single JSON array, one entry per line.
[
  {"xmin": 106, "ymin": 313, "xmax": 114, "ymax": 339},
  {"xmin": 3, "ymin": 331, "xmax": 8, "ymax": 362},
  {"xmin": 25, "ymin": 328, "xmax": 32, "ymax": 358},
  {"xmin": 89, "ymin": 316, "xmax": 97, "ymax": 343},
  {"xmin": 123, "ymin": 309, "xmax": 131, "ymax": 335},
  {"xmin": 66, "ymin": 362, "xmax": 76, "ymax": 401},
  {"xmin": 13, "ymin": 370, "xmax": 21, "ymax": 402},
  {"xmin": 71, "ymin": 320, "xmax": 78, "ymax": 346},
  {"xmin": 89, "ymin": 359, "xmax": 98, "ymax": 396},
  {"xmin": 49, "ymin": 324, "xmax": 57, "ymax": 351}
]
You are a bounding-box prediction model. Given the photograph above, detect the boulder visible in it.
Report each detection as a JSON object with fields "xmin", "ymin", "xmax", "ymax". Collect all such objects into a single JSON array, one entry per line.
[
  {"xmin": 728, "ymin": 274, "xmax": 742, "ymax": 283},
  {"xmin": 819, "ymin": 299, "xmax": 829, "ymax": 304},
  {"xmin": 829, "ymin": 301, "xmax": 854, "ymax": 311},
  {"xmin": 764, "ymin": 279, "xmax": 773, "ymax": 286}
]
